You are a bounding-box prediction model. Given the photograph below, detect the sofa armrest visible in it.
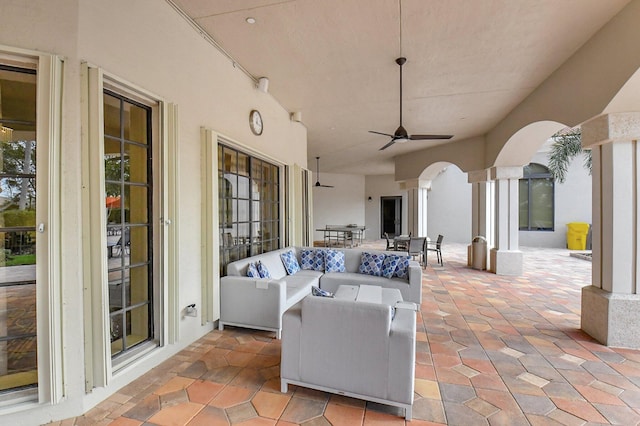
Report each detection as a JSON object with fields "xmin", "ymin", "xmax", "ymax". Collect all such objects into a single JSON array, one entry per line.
[
  {"xmin": 388, "ymin": 307, "xmax": 416, "ymax": 404},
  {"xmin": 219, "ymin": 276, "xmax": 286, "ymax": 330},
  {"xmin": 281, "ymin": 300, "xmax": 303, "ymax": 385},
  {"xmin": 406, "ymin": 261, "xmax": 423, "ymax": 304}
]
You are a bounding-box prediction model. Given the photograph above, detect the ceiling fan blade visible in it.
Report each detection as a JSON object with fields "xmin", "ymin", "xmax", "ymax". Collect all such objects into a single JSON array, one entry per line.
[
  {"xmin": 314, "ymin": 156, "xmax": 334, "ymax": 188},
  {"xmin": 369, "ymin": 130, "xmax": 395, "ymax": 138},
  {"xmin": 369, "ymin": 57, "xmax": 454, "ymax": 149},
  {"xmin": 409, "ymin": 134, "xmax": 454, "ymax": 140},
  {"xmin": 379, "ymin": 139, "xmax": 397, "ymax": 151}
]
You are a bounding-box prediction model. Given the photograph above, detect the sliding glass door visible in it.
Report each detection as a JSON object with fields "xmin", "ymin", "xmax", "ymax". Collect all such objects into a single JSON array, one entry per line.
[{"xmin": 0, "ymin": 65, "xmax": 38, "ymax": 393}]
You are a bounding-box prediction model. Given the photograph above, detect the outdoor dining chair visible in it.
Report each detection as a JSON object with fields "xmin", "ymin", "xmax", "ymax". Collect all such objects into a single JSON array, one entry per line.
[
  {"xmin": 426, "ymin": 234, "xmax": 444, "ymax": 266},
  {"xmin": 407, "ymin": 236, "xmax": 426, "ymax": 267},
  {"xmin": 384, "ymin": 232, "xmax": 392, "ymax": 250}
]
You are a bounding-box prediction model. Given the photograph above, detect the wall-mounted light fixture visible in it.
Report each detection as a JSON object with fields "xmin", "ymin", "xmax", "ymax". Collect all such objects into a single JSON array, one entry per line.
[
  {"xmin": 290, "ymin": 111, "xmax": 302, "ymax": 122},
  {"xmin": 257, "ymin": 77, "xmax": 269, "ymax": 93},
  {"xmin": 368, "ymin": 196, "xmax": 373, "ymax": 202}
]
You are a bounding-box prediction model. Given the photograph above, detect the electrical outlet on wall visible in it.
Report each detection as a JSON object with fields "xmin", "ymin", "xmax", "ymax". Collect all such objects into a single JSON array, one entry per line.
[{"xmin": 184, "ymin": 304, "xmax": 197, "ymax": 317}]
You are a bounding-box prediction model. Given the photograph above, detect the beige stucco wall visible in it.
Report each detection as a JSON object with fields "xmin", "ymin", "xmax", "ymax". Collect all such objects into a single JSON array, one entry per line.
[
  {"xmin": 0, "ymin": 1, "xmax": 307, "ymax": 424},
  {"xmin": 394, "ymin": 0, "xmax": 640, "ymax": 180},
  {"xmin": 312, "ymin": 173, "xmax": 365, "ymax": 242}
]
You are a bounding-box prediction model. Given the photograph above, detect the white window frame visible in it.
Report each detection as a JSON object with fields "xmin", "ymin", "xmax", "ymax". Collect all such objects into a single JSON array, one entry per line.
[
  {"xmin": 201, "ymin": 129, "xmax": 286, "ymax": 325},
  {"xmin": 81, "ymin": 63, "xmax": 179, "ymax": 389},
  {"xmin": 0, "ymin": 46, "xmax": 63, "ymax": 410}
]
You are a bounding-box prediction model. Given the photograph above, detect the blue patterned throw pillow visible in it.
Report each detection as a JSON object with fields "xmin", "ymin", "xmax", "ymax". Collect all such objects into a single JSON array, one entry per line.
[
  {"xmin": 312, "ymin": 249, "xmax": 325, "ymax": 271},
  {"xmin": 324, "ymin": 249, "xmax": 345, "ymax": 273},
  {"xmin": 280, "ymin": 250, "xmax": 300, "ymax": 275},
  {"xmin": 393, "ymin": 255, "xmax": 412, "ymax": 279},
  {"xmin": 300, "ymin": 249, "xmax": 316, "ymax": 270},
  {"xmin": 358, "ymin": 252, "xmax": 386, "ymax": 276},
  {"xmin": 381, "ymin": 255, "xmax": 400, "ymax": 279},
  {"xmin": 312, "ymin": 286, "xmax": 334, "ymax": 297},
  {"xmin": 246, "ymin": 262, "xmax": 260, "ymax": 278},
  {"xmin": 256, "ymin": 261, "xmax": 271, "ymax": 278}
]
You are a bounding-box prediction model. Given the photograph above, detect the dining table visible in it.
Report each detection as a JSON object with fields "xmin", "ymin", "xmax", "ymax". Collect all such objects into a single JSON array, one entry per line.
[
  {"xmin": 393, "ymin": 235, "xmax": 430, "ymax": 251},
  {"xmin": 393, "ymin": 235, "xmax": 410, "ymax": 251}
]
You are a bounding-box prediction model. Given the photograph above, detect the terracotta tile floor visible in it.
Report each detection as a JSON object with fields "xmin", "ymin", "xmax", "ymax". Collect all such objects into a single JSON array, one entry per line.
[{"xmin": 53, "ymin": 242, "xmax": 640, "ymax": 425}]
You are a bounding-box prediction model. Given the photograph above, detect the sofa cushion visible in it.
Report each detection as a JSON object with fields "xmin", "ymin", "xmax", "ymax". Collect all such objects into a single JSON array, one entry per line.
[
  {"xmin": 284, "ymin": 272, "xmax": 321, "ymax": 291},
  {"xmin": 325, "ymin": 249, "xmax": 346, "ymax": 273},
  {"xmin": 359, "ymin": 252, "xmax": 386, "ymax": 276},
  {"xmin": 257, "ymin": 261, "xmax": 271, "ymax": 278},
  {"xmin": 281, "ymin": 250, "xmax": 301, "ymax": 275},
  {"xmin": 393, "ymin": 255, "xmax": 411, "ymax": 279},
  {"xmin": 381, "ymin": 255, "xmax": 400, "ymax": 278},
  {"xmin": 246, "ymin": 262, "xmax": 260, "ymax": 278},
  {"xmin": 320, "ymin": 272, "xmax": 409, "ymax": 294}
]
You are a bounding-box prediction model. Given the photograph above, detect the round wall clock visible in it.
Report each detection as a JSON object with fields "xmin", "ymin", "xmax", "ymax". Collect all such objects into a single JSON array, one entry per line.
[{"xmin": 249, "ymin": 109, "xmax": 263, "ymax": 135}]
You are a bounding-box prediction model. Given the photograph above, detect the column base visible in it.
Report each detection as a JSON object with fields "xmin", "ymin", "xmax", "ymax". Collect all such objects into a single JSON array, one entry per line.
[
  {"xmin": 581, "ymin": 285, "xmax": 640, "ymax": 349},
  {"xmin": 489, "ymin": 248, "xmax": 522, "ymax": 275}
]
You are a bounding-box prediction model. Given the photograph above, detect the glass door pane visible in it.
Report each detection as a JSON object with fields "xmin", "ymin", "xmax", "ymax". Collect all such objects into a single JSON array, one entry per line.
[
  {"xmin": 0, "ymin": 65, "xmax": 38, "ymax": 392},
  {"xmin": 104, "ymin": 91, "xmax": 153, "ymax": 359},
  {"xmin": 218, "ymin": 145, "xmax": 281, "ymax": 276}
]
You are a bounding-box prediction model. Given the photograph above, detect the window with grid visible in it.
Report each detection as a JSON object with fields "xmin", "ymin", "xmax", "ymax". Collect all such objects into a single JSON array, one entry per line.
[
  {"xmin": 519, "ymin": 163, "xmax": 554, "ymax": 231},
  {"xmin": 218, "ymin": 144, "xmax": 280, "ymax": 275},
  {"xmin": 103, "ymin": 90, "xmax": 154, "ymax": 360}
]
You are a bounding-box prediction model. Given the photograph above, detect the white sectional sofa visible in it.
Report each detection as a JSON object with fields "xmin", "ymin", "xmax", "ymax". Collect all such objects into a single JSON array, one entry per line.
[
  {"xmin": 219, "ymin": 246, "xmax": 422, "ymax": 338},
  {"xmin": 281, "ymin": 295, "xmax": 417, "ymax": 419}
]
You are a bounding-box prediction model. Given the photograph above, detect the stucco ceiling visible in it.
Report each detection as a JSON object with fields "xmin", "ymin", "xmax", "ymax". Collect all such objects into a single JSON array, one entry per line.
[{"xmin": 171, "ymin": 0, "xmax": 631, "ymax": 175}]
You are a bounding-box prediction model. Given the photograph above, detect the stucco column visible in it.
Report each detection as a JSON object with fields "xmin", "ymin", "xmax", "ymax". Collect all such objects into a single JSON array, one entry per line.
[
  {"xmin": 403, "ymin": 179, "xmax": 430, "ymax": 237},
  {"xmin": 489, "ymin": 166, "xmax": 523, "ymax": 275},
  {"xmin": 467, "ymin": 169, "xmax": 494, "ymax": 269},
  {"xmin": 581, "ymin": 112, "xmax": 640, "ymax": 348}
]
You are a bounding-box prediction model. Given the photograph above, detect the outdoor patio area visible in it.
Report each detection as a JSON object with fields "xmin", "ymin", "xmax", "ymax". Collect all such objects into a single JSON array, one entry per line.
[{"xmin": 52, "ymin": 242, "xmax": 640, "ymax": 426}]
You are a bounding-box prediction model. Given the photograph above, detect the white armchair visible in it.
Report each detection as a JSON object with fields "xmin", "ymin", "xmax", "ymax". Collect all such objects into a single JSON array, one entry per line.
[{"xmin": 281, "ymin": 295, "xmax": 416, "ymax": 420}]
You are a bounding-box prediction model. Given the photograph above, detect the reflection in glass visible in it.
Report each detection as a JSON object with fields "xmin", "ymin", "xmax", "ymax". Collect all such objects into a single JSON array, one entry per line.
[
  {"xmin": 124, "ymin": 143, "xmax": 148, "ymax": 184},
  {"xmin": 520, "ymin": 163, "xmax": 554, "ymax": 231},
  {"xmin": 104, "ymin": 90, "xmax": 153, "ymax": 359},
  {"xmin": 218, "ymin": 145, "xmax": 281, "ymax": 275},
  {"xmin": 0, "ymin": 65, "xmax": 38, "ymax": 392},
  {"xmin": 531, "ymin": 179, "xmax": 553, "ymax": 229},
  {"xmin": 123, "ymin": 103, "xmax": 148, "ymax": 144},
  {"xmin": 519, "ymin": 180, "xmax": 529, "ymax": 229},
  {"xmin": 104, "ymin": 93, "xmax": 121, "ymax": 138},
  {"xmin": 237, "ymin": 152, "xmax": 249, "ymax": 177}
]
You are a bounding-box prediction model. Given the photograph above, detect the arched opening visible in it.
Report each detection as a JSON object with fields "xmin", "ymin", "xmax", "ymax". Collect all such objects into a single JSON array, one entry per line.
[{"xmin": 422, "ymin": 163, "xmax": 471, "ymax": 244}]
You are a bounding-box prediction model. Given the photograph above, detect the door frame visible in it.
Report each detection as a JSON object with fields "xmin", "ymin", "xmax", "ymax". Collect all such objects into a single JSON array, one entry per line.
[{"xmin": 380, "ymin": 196, "xmax": 402, "ymax": 238}]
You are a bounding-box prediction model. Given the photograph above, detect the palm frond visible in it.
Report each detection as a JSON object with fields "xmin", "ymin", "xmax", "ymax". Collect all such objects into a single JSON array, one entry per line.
[{"xmin": 547, "ymin": 128, "xmax": 591, "ymax": 183}]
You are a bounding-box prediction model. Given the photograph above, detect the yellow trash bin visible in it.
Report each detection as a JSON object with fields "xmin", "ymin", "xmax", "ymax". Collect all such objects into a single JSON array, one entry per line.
[{"xmin": 566, "ymin": 222, "xmax": 590, "ymax": 250}]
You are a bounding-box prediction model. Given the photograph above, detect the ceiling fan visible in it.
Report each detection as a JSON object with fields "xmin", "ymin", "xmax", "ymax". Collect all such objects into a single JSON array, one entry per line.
[
  {"xmin": 369, "ymin": 57, "xmax": 454, "ymax": 151},
  {"xmin": 314, "ymin": 156, "xmax": 334, "ymax": 188}
]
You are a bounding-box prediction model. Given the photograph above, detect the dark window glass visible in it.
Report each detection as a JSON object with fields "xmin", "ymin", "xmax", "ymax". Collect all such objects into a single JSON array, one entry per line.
[
  {"xmin": 218, "ymin": 145, "xmax": 280, "ymax": 276},
  {"xmin": 519, "ymin": 163, "xmax": 554, "ymax": 231},
  {"xmin": 104, "ymin": 90, "xmax": 154, "ymax": 359}
]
